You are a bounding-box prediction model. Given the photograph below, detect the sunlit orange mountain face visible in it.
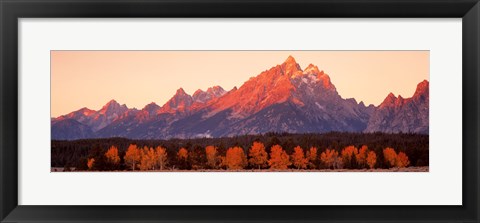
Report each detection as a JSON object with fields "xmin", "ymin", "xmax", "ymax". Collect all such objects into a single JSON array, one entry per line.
[{"xmin": 51, "ymin": 56, "xmax": 429, "ymax": 140}]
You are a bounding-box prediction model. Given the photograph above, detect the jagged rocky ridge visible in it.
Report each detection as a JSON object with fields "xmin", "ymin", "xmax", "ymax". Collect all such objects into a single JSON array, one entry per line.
[{"xmin": 52, "ymin": 56, "xmax": 429, "ymax": 140}]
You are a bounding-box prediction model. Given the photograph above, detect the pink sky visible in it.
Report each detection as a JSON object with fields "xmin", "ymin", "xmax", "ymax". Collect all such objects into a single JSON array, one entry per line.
[{"xmin": 51, "ymin": 51, "xmax": 429, "ymax": 117}]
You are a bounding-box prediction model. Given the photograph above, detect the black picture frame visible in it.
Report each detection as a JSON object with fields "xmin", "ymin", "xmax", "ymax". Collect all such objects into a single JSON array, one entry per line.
[{"xmin": 1, "ymin": 0, "xmax": 479, "ymax": 222}]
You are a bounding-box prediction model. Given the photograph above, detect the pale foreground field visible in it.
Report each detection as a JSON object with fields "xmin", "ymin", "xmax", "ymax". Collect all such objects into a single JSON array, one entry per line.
[{"xmin": 51, "ymin": 166, "xmax": 428, "ymax": 172}]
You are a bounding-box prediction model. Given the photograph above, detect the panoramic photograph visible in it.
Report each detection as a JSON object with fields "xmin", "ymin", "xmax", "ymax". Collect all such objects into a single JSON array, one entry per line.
[{"xmin": 51, "ymin": 51, "xmax": 429, "ymax": 172}]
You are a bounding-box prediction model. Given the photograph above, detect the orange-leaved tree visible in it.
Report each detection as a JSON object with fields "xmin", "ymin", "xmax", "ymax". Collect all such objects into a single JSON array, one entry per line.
[
  {"xmin": 205, "ymin": 145, "xmax": 219, "ymax": 169},
  {"xmin": 383, "ymin": 147, "xmax": 397, "ymax": 168},
  {"xmin": 320, "ymin": 149, "xmax": 339, "ymax": 169},
  {"xmin": 225, "ymin": 146, "xmax": 247, "ymax": 170},
  {"xmin": 177, "ymin": 148, "xmax": 188, "ymax": 161},
  {"xmin": 139, "ymin": 146, "xmax": 156, "ymax": 171},
  {"xmin": 291, "ymin": 146, "xmax": 308, "ymax": 169},
  {"xmin": 366, "ymin": 150, "xmax": 377, "ymax": 169},
  {"xmin": 124, "ymin": 144, "xmax": 141, "ymax": 171},
  {"xmin": 341, "ymin": 145, "xmax": 358, "ymax": 168},
  {"xmin": 177, "ymin": 147, "xmax": 189, "ymax": 170},
  {"xmin": 268, "ymin": 145, "xmax": 291, "ymax": 170},
  {"xmin": 104, "ymin": 145, "xmax": 120, "ymax": 169},
  {"xmin": 355, "ymin": 145, "xmax": 368, "ymax": 168},
  {"xmin": 87, "ymin": 158, "xmax": 95, "ymax": 170},
  {"xmin": 248, "ymin": 141, "xmax": 268, "ymax": 169},
  {"xmin": 396, "ymin": 152, "xmax": 410, "ymax": 168},
  {"xmin": 306, "ymin": 147, "xmax": 318, "ymax": 169},
  {"xmin": 155, "ymin": 146, "xmax": 168, "ymax": 170}
]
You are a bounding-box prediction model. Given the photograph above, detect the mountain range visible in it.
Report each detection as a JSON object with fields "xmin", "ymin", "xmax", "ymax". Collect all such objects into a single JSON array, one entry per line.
[{"xmin": 51, "ymin": 56, "xmax": 429, "ymax": 140}]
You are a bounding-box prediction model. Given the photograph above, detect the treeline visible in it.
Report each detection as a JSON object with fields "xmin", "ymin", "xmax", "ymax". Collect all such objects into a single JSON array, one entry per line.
[
  {"xmin": 52, "ymin": 132, "xmax": 428, "ymax": 171},
  {"xmin": 83, "ymin": 143, "xmax": 411, "ymax": 171}
]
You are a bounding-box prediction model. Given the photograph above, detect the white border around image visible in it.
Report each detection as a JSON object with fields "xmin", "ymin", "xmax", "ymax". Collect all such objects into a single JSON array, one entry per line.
[{"xmin": 18, "ymin": 18, "xmax": 462, "ymax": 205}]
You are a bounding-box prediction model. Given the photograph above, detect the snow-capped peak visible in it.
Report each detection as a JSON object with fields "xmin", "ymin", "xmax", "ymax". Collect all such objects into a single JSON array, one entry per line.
[
  {"xmin": 192, "ymin": 85, "xmax": 226, "ymax": 103},
  {"xmin": 304, "ymin": 64, "xmax": 321, "ymax": 75},
  {"xmin": 281, "ymin": 55, "xmax": 303, "ymax": 77}
]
